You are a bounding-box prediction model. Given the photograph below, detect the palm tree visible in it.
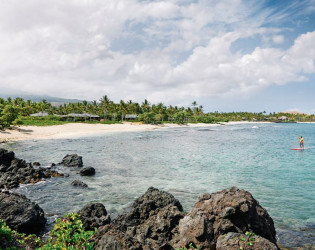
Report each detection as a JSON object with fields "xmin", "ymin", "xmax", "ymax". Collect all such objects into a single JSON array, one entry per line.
[
  {"xmin": 192, "ymin": 101, "xmax": 198, "ymax": 122},
  {"xmin": 119, "ymin": 100, "xmax": 127, "ymax": 121},
  {"xmin": 99, "ymin": 95, "xmax": 111, "ymax": 120},
  {"xmin": 141, "ymin": 99, "xmax": 150, "ymax": 113},
  {"xmin": 82, "ymin": 100, "xmax": 88, "ymax": 121}
]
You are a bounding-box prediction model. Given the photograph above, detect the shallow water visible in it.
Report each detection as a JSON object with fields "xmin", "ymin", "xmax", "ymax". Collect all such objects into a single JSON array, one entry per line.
[{"xmin": 3, "ymin": 123, "xmax": 315, "ymax": 247}]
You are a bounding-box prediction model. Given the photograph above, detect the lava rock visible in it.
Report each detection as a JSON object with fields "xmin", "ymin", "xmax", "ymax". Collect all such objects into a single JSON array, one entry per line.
[
  {"xmin": 71, "ymin": 180, "xmax": 88, "ymax": 188},
  {"xmin": 61, "ymin": 154, "xmax": 83, "ymax": 168},
  {"xmin": 0, "ymin": 191, "xmax": 46, "ymax": 234},
  {"xmin": 0, "ymin": 148, "xmax": 64, "ymax": 189},
  {"xmin": 78, "ymin": 203, "xmax": 111, "ymax": 231},
  {"xmin": 172, "ymin": 186, "xmax": 277, "ymax": 249},
  {"xmin": 80, "ymin": 167, "xmax": 95, "ymax": 176},
  {"xmin": 94, "ymin": 187, "xmax": 185, "ymax": 249},
  {"xmin": 216, "ymin": 232, "xmax": 278, "ymax": 250}
]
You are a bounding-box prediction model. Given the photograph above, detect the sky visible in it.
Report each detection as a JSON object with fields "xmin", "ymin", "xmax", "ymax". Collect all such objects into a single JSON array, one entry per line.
[{"xmin": 0, "ymin": 0, "xmax": 315, "ymax": 114}]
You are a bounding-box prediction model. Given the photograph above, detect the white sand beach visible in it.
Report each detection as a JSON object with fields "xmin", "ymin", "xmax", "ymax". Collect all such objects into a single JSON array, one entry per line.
[{"xmin": 0, "ymin": 122, "xmax": 222, "ymax": 143}]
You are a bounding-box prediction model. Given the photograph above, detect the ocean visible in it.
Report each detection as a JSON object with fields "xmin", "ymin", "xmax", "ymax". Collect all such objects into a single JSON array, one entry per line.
[{"xmin": 2, "ymin": 122, "xmax": 315, "ymax": 248}]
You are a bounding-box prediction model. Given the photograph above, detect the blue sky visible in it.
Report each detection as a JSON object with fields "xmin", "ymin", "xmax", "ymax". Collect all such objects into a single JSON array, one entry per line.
[{"xmin": 0, "ymin": 0, "xmax": 314, "ymax": 113}]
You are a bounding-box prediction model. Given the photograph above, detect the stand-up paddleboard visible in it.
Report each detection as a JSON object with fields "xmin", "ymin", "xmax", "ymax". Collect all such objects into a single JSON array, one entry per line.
[{"xmin": 291, "ymin": 148, "xmax": 304, "ymax": 150}]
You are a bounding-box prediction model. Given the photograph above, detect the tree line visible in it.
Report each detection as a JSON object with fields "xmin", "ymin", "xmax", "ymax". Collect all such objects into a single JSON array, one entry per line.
[{"xmin": 0, "ymin": 96, "xmax": 314, "ymax": 129}]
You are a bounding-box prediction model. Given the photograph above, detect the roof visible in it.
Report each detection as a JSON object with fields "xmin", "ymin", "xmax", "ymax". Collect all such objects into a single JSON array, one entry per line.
[
  {"xmin": 125, "ymin": 114, "xmax": 139, "ymax": 119},
  {"xmin": 30, "ymin": 112, "xmax": 49, "ymax": 117},
  {"xmin": 67, "ymin": 113, "xmax": 100, "ymax": 118}
]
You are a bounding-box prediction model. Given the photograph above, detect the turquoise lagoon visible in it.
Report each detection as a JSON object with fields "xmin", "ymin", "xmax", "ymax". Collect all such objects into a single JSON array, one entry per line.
[{"xmin": 3, "ymin": 123, "xmax": 315, "ymax": 247}]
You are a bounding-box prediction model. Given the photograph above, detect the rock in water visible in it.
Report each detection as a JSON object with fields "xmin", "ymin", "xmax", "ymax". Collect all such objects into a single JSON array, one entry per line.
[
  {"xmin": 71, "ymin": 180, "xmax": 88, "ymax": 188},
  {"xmin": 78, "ymin": 203, "xmax": 111, "ymax": 231},
  {"xmin": 0, "ymin": 148, "xmax": 64, "ymax": 189},
  {"xmin": 94, "ymin": 187, "xmax": 186, "ymax": 249},
  {"xmin": 172, "ymin": 186, "xmax": 277, "ymax": 249},
  {"xmin": 0, "ymin": 191, "xmax": 46, "ymax": 234},
  {"xmin": 61, "ymin": 154, "xmax": 83, "ymax": 167},
  {"xmin": 80, "ymin": 166, "xmax": 95, "ymax": 176}
]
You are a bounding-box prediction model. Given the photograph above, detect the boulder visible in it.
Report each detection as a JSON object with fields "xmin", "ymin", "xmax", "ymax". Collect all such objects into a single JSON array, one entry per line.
[
  {"xmin": 0, "ymin": 191, "xmax": 46, "ymax": 234},
  {"xmin": 94, "ymin": 187, "xmax": 185, "ymax": 249},
  {"xmin": 216, "ymin": 232, "xmax": 278, "ymax": 250},
  {"xmin": 78, "ymin": 203, "xmax": 111, "ymax": 231},
  {"xmin": 61, "ymin": 154, "xmax": 83, "ymax": 167},
  {"xmin": 71, "ymin": 180, "xmax": 88, "ymax": 188},
  {"xmin": 80, "ymin": 166, "xmax": 95, "ymax": 176},
  {"xmin": 33, "ymin": 162, "xmax": 41, "ymax": 166},
  {"xmin": 0, "ymin": 148, "xmax": 64, "ymax": 189},
  {"xmin": 172, "ymin": 187, "xmax": 277, "ymax": 249}
]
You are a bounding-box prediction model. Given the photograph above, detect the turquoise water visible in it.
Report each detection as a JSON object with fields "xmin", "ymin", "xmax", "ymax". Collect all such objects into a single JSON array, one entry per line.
[{"xmin": 2, "ymin": 123, "xmax": 315, "ymax": 247}]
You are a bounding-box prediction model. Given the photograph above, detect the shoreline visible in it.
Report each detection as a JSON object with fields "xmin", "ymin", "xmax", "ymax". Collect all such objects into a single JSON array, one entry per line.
[{"xmin": 0, "ymin": 121, "xmax": 273, "ymax": 143}]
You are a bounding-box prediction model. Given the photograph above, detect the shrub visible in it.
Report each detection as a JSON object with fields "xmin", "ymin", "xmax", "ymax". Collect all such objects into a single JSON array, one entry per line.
[{"xmin": 41, "ymin": 213, "xmax": 96, "ymax": 250}]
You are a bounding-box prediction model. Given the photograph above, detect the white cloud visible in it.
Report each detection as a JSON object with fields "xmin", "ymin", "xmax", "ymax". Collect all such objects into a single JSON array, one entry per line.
[
  {"xmin": 272, "ymin": 35, "xmax": 284, "ymax": 44},
  {"xmin": 0, "ymin": 0, "xmax": 314, "ymax": 108}
]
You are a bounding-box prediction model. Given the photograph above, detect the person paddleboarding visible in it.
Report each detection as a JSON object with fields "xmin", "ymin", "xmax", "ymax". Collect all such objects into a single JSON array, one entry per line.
[{"xmin": 299, "ymin": 136, "xmax": 304, "ymax": 149}]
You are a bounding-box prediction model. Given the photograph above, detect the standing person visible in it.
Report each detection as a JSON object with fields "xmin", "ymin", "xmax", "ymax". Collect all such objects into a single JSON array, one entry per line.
[{"xmin": 299, "ymin": 136, "xmax": 304, "ymax": 149}]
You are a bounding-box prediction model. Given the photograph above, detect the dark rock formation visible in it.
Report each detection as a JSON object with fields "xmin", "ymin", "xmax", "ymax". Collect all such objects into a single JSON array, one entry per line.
[
  {"xmin": 71, "ymin": 180, "xmax": 88, "ymax": 188},
  {"xmin": 61, "ymin": 154, "xmax": 83, "ymax": 167},
  {"xmin": 33, "ymin": 162, "xmax": 41, "ymax": 166},
  {"xmin": 0, "ymin": 191, "xmax": 46, "ymax": 234},
  {"xmin": 80, "ymin": 166, "xmax": 95, "ymax": 176},
  {"xmin": 216, "ymin": 232, "xmax": 278, "ymax": 250},
  {"xmin": 78, "ymin": 203, "xmax": 111, "ymax": 231},
  {"xmin": 94, "ymin": 187, "xmax": 185, "ymax": 249},
  {"xmin": 172, "ymin": 186, "xmax": 277, "ymax": 249},
  {"xmin": 94, "ymin": 187, "xmax": 278, "ymax": 249},
  {"xmin": 0, "ymin": 148, "xmax": 64, "ymax": 189}
]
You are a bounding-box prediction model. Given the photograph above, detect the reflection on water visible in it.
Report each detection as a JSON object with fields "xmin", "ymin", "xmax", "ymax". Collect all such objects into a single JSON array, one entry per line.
[{"xmin": 3, "ymin": 123, "xmax": 315, "ymax": 247}]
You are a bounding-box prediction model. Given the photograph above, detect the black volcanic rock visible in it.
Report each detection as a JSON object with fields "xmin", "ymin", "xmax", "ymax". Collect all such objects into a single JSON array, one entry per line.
[
  {"xmin": 216, "ymin": 232, "xmax": 278, "ymax": 249},
  {"xmin": 0, "ymin": 148, "xmax": 64, "ymax": 189},
  {"xmin": 71, "ymin": 180, "xmax": 88, "ymax": 188},
  {"xmin": 78, "ymin": 203, "xmax": 111, "ymax": 231},
  {"xmin": 61, "ymin": 154, "xmax": 83, "ymax": 168},
  {"xmin": 94, "ymin": 187, "xmax": 185, "ymax": 249},
  {"xmin": 0, "ymin": 191, "xmax": 46, "ymax": 234},
  {"xmin": 80, "ymin": 166, "xmax": 95, "ymax": 176},
  {"xmin": 172, "ymin": 186, "xmax": 277, "ymax": 249},
  {"xmin": 94, "ymin": 187, "xmax": 278, "ymax": 250}
]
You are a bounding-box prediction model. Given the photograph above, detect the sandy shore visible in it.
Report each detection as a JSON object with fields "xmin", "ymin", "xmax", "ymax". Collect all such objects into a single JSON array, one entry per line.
[{"xmin": 0, "ymin": 122, "xmax": 222, "ymax": 143}]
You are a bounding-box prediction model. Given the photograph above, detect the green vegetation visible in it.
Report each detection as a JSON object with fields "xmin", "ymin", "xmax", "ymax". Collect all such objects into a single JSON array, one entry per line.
[
  {"xmin": 0, "ymin": 219, "xmax": 42, "ymax": 249},
  {"xmin": 21, "ymin": 116, "xmax": 70, "ymax": 126},
  {"xmin": 41, "ymin": 213, "xmax": 96, "ymax": 250},
  {"xmin": 1, "ymin": 213, "xmax": 96, "ymax": 249},
  {"xmin": 239, "ymin": 231, "xmax": 256, "ymax": 249},
  {"xmin": 0, "ymin": 95, "xmax": 314, "ymax": 129}
]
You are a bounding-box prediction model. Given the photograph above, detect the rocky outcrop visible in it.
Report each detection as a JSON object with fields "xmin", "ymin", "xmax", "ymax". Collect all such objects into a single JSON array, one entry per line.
[
  {"xmin": 94, "ymin": 187, "xmax": 185, "ymax": 249},
  {"xmin": 94, "ymin": 187, "xmax": 278, "ymax": 250},
  {"xmin": 61, "ymin": 154, "xmax": 83, "ymax": 167},
  {"xmin": 172, "ymin": 187, "xmax": 277, "ymax": 249},
  {"xmin": 0, "ymin": 191, "xmax": 46, "ymax": 234},
  {"xmin": 216, "ymin": 232, "xmax": 278, "ymax": 250},
  {"xmin": 0, "ymin": 148, "xmax": 64, "ymax": 189},
  {"xmin": 80, "ymin": 166, "xmax": 95, "ymax": 176},
  {"xmin": 78, "ymin": 203, "xmax": 111, "ymax": 231},
  {"xmin": 71, "ymin": 180, "xmax": 88, "ymax": 188}
]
